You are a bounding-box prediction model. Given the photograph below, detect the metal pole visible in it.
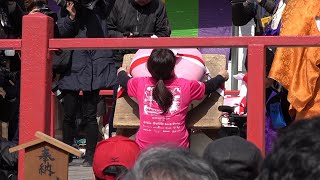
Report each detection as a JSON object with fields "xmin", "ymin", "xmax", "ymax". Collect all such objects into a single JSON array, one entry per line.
[{"xmin": 231, "ymin": 25, "xmax": 239, "ymax": 90}]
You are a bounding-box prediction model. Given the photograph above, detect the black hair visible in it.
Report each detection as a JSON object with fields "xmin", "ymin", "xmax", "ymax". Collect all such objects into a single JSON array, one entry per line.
[
  {"xmin": 147, "ymin": 49, "xmax": 176, "ymax": 114},
  {"xmin": 258, "ymin": 117, "xmax": 320, "ymax": 180},
  {"xmin": 95, "ymin": 165, "xmax": 128, "ymax": 180},
  {"xmin": 24, "ymin": 0, "xmax": 47, "ymax": 12}
]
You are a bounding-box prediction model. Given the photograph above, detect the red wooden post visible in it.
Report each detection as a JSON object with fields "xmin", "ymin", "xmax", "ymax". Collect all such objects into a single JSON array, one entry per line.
[
  {"xmin": 51, "ymin": 93, "xmax": 56, "ymax": 137},
  {"xmin": 247, "ymin": 44, "xmax": 266, "ymax": 155},
  {"xmin": 19, "ymin": 13, "xmax": 53, "ymax": 179}
]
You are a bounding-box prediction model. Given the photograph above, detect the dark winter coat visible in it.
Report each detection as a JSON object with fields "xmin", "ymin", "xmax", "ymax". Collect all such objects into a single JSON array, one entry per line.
[
  {"xmin": 106, "ymin": 0, "xmax": 170, "ymax": 66},
  {"xmin": 107, "ymin": 0, "xmax": 171, "ymax": 38},
  {"xmin": 56, "ymin": 5, "xmax": 117, "ymax": 91}
]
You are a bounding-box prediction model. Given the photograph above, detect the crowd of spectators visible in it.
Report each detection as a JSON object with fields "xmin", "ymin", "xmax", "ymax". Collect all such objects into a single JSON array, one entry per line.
[{"xmin": 0, "ymin": 0, "xmax": 319, "ymax": 179}]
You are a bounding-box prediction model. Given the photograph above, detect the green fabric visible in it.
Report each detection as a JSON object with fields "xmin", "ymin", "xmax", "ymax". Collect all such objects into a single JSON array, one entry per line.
[{"xmin": 166, "ymin": 0, "xmax": 199, "ymax": 37}]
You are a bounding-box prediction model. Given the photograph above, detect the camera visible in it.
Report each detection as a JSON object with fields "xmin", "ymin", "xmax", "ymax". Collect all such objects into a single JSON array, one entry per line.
[
  {"xmin": 34, "ymin": 5, "xmax": 58, "ymax": 22},
  {"xmin": 52, "ymin": 79, "xmax": 65, "ymax": 103},
  {"xmin": 36, "ymin": 6, "xmax": 50, "ymax": 14},
  {"xmin": 123, "ymin": 31, "xmax": 154, "ymax": 38},
  {"xmin": 131, "ymin": 31, "xmax": 140, "ymax": 37},
  {"xmin": 218, "ymin": 105, "xmax": 247, "ymax": 139}
]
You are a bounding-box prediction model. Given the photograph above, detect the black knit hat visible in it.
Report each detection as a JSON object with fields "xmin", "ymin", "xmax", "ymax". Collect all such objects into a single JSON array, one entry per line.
[{"xmin": 203, "ymin": 136, "xmax": 263, "ymax": 180}]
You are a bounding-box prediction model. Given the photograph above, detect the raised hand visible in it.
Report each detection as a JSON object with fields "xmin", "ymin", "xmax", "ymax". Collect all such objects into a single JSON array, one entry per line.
[
  {"xmin": 66, "ymin": 1, "xmax": 76, "ymax": 20},
  {"xmin": 218, "ymin": 69, "xmax": 229, "ymax": 81}
]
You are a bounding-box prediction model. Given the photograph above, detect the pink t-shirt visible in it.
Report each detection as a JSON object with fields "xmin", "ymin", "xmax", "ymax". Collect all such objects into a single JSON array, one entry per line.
[{"xmin": 127, "ymin": 77, "xmax": 205, "ymax": 149}]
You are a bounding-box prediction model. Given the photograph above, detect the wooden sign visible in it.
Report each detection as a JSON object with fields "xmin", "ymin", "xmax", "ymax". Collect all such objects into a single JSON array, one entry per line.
[{"xmin": 9, "ymin": 131, "xmax": 82, "ymax": 180}]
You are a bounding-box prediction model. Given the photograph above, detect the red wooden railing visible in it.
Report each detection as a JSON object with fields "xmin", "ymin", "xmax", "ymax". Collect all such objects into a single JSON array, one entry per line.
[{"xmin": 0, "ymin": 13, "xmax": 319, "ymax": 179}]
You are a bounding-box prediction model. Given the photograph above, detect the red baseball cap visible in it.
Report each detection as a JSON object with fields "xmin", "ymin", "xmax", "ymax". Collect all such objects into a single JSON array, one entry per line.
[{"xmin": 93, "ymin": 136, "xmax": 140, "ymax": 180}]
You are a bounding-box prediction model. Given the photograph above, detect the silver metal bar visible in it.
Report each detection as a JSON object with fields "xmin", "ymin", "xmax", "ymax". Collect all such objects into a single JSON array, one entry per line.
[{"xmin": 231, "ymin": 25, "xmax": 239, "ymax": 90}]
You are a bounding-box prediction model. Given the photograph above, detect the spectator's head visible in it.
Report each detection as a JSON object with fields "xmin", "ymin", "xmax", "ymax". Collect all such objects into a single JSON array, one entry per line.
[
  {"xmin": 147, "ymin": 48, "xmax": 176, "ymax": 114},
  {"xmin": 123, "ymin": 146, "xmax": 218, "ymax": 180},
  {"xmin": 258, "ymin": 117, "xmax": 320, "ymax": 180},
  {"xmin": 24, "ymin": 0, "xmax": 47, "ymax": 12},
  {"xmin": 203, "ymin": 136, "xmax": 263, "ymax": 180},
  {"xmin": 134, "ymin": 0, "xmax": 152, "ymax": 6},
  {"xmin": 93, "ymin": 136, "xmax": 140, "ymax": 180}
]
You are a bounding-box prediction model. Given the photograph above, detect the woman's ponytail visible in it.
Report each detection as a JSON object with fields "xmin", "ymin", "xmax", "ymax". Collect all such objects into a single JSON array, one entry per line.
[
  {"xmin": 152, "ymin": 79, "xmax": 173, "ymax": 114},
  {"xmin": 147, "ymin": 49, "xmax": 176, "ymax": 114}
]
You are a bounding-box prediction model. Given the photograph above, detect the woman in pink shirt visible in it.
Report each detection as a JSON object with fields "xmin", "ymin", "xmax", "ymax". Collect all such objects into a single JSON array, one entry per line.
[{"xmin": 117, "ymin": 49, "xmax": 229, "ymax": 149}]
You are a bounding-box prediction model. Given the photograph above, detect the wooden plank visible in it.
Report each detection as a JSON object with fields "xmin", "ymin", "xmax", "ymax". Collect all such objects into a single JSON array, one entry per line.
[
  {"xmin": 35, "ymin": 131, "xmax": 83, "ymax": 157},
  {"xmin": 9, "ymin": 139, "xmax": 44, "ymax": 153},
  {"xmin": 114, "ymin": 53, "xmax": 226, "ymax": 129}
]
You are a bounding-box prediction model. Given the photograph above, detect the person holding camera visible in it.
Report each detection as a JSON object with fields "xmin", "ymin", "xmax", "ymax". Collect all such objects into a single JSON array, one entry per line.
[{"xmin": 56, "ymin": 0, "xmax": 117, "ymax": 167}]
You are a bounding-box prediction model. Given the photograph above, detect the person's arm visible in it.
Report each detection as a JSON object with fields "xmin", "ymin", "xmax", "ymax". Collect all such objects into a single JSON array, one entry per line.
[
  {"xmin": 204, "ymin": 69, "xmax": 229, "ymax": 94},
  {"xmin": 258, "ymin": 0, "xmax": 277, "ymax": 14},
  {"xmin": 57, "ymin": 16, "xmax": 78, "ymax": 38},
  {"xmin": 106, "ymin": 2, "xmax": 124, "ymax": 38},
  {"xmin": 56, "ymin": 2, "xmax": 78, "ymax": 38},
  {"xmin": 117, "ymin": 68, "xmax": 140, "ymax": 98},
  {"xmin": 117, "ymin": 70, "xmax": 130, "ymax": 89},
  {"xmin": 154, "ymin": 2, "xmax": 171, "ymax": 37},
  {"xmin": 204, "ymin": 75, "xmax": 226, "ymax": 94}
]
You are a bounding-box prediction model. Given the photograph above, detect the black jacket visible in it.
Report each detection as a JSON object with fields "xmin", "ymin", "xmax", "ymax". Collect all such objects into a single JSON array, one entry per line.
[
  {"xmin": 56, "ymin": 5, "xmax": 117, "ymax": 91},
  {"xmin": 232, "ymin": 0, "xmax": 277, "ymax": 35},
  {"xmin": 0, "ymin": 1, "xmax": 24, "ymax": 39},
  {"xmin": 107, "ymin": 0, "xmax": 171, "ymax": 38},
  {"xmin": 106, "ymin": 0, "xmax": 170, "ymax": 67}
]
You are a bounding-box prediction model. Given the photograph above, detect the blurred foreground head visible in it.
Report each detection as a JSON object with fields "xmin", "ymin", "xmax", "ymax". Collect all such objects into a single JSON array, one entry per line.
[
  {"xmin": 203, "ymin": 136, "xmax": 263, "ymax": 180},
  {"xmin": 24, "ymin": 0, "xmax": 46, "ymax": 12},
  {"xmin": 123, "ymin": 146, "xmax": 218, "ymax": 180},
  {"xmin": 258, "ymin": 117, "xmax": 320, "ymax": 180}
]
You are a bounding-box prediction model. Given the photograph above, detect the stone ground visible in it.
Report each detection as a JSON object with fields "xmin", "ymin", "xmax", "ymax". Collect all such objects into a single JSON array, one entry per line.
[{"xmin": 69, "ymin": 159, "xmax": 93, "ymax": 180}]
